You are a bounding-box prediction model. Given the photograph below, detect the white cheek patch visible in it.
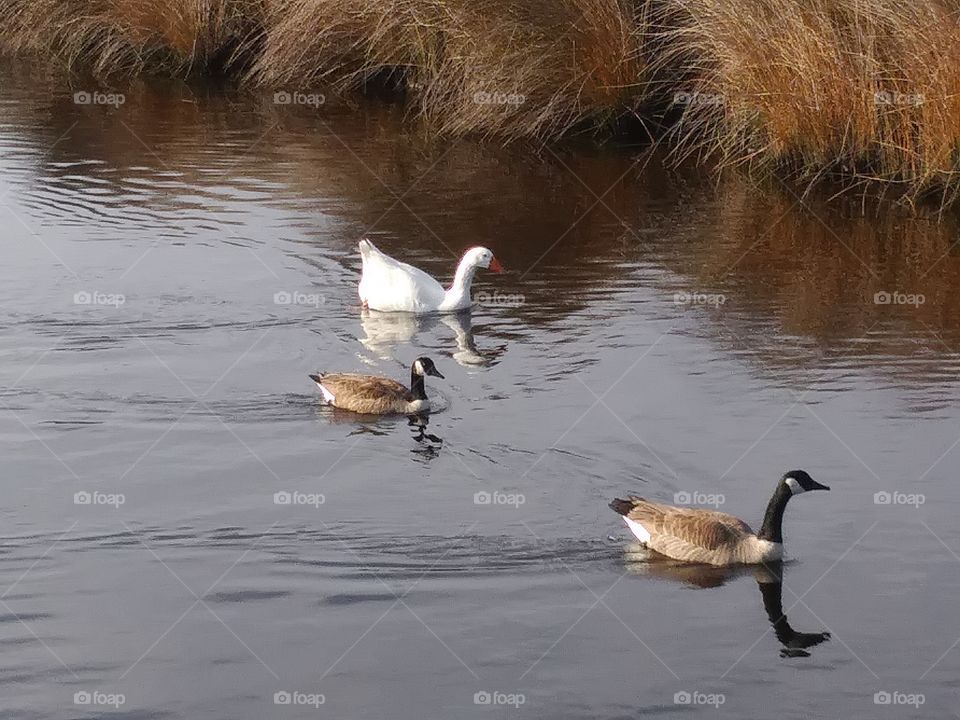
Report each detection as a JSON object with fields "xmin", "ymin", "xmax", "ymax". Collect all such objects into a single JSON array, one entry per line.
[
  {"xmin": 624, "ymin": 517, "xmax": 651, "ymax": 543},
  {"xmin": 785, "ymin": 477, "xmax": 805, "ymax": 494},
  {"xmin": 413, "ymin": 360, "xmax": 424, "ymax": 375},
  {"xmin": 317, "ymin": 383, "xmax": 335, "ymax": 404}
]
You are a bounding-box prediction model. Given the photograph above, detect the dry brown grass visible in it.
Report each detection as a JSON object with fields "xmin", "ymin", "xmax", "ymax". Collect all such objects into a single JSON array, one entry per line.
[
  {"xmin": 0, "ymin": 0, "xmax": 263, "ymax": 76},
  {"xmin": 659, "ymin": 0, "xmax": 960, "ymax": 206},
  {"xmin": 254, "ymin": 0, "xmax": 645, "ymax": 139},
  {"xmin": 0, "ymin": 0, "xmax": 959, "ymax": 205}
]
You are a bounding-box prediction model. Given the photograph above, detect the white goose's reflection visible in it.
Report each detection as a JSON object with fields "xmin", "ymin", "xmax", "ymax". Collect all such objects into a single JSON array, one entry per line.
[
  {"xmin": 623, "ymin": 549, "xmax": 830, "ymax": 658},
  {"xmin": 358, "ymin": 309, "xmax": 505, "ymax": 367}
]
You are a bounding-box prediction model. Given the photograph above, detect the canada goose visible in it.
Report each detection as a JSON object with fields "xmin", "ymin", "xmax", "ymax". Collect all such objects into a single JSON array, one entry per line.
[
  {"xmin": 358, "ymin": 239, "xmax": 504, "ymax": 313},
  {"xmin": 609, "ymin": 470, "xmax": 830, "ymax": 566},
  {"xmin": 308, "ymin": 357, "xmax": 444, "ymax": 415}
]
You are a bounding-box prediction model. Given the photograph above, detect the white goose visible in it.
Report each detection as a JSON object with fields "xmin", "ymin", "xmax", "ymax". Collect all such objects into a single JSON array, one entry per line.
[{"xmin": 357, "ymin": 239, "xmax": 504, "ymax": 313}]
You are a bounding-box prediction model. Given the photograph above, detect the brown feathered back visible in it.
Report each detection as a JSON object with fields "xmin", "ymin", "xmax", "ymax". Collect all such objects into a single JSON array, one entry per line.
[
  {"xmin": 616, "ymin": 496, "xmax": 764, "ymax": 565},
  {"xmin": 317, "ymin": 373, "xmax": 414, "ymax": 414}
]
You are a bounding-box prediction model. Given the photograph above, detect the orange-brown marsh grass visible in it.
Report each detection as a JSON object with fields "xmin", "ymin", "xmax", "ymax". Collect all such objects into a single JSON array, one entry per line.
[{"xmin": 1, "ymin": 0, "xmax": 958, "ymax": 207}]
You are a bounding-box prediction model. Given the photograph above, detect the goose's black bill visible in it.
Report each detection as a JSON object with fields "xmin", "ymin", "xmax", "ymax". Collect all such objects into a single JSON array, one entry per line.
[
  {"xmin": 427, "ymin": 367, "xmax": 444, "ymax": 379},
  {"xmin": 811, "ymin": 480, "xmax": 830, "ymax": 491}
]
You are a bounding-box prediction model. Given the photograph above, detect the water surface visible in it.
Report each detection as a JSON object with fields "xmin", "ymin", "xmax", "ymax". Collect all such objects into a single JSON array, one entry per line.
[{"xmin": 3, "ymin": 66, "xmax": 960, "ymax": 719}]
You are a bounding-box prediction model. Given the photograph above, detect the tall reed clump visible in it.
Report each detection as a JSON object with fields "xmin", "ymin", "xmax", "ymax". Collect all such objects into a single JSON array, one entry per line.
[
  {"xmin": 658, "ymin": 0, "xmax": 960, "ymax": 205},
  {"xmin": 0, "ymin": 0, "xmax": 263, "ymax": 76},
  {"xmin": 0, "ymin": 0, "xmax": 959, "ymax": 205},
  {"xmin": 253, "ymin": 0, "xmax": 647, "ymax": 140}
]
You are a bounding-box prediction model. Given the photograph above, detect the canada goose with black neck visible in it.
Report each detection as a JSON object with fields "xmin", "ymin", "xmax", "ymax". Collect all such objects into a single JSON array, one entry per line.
[
  {"xmin": 609, "ymin": 470, "xmax": 830, "ymax": 566},
  {"xmin": 308, "ymin": 357, "xmax": 445, "ymax": 415}
]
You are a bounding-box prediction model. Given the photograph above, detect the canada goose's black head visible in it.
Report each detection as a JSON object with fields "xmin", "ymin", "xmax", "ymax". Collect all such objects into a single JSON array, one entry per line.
[
  {"xmin": 781, "ymin": 470, "xmax": 830, "ymax": 495},
  {"xmin": 758, "ymin": 470, "xmax": 830, "ymax": 543},
  {"xmin": 412, "ymin": 357, "xmax": 444, "ymax": 379}
]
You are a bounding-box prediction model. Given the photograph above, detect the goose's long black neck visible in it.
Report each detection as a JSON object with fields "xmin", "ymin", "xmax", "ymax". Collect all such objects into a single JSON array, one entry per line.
[
  {"xmin": 757, "ymin": 484, "xmax": 791, "ymax": 543},
  {"xmin": 409, "ymin": 369, "xmax": 427, "ymax": 401}
]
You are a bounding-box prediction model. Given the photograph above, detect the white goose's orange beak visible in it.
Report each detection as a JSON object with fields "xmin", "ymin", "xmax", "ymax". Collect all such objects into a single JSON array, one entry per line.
[{"xmin": 489, "ymin": 256, "xmax": 505, "ymax": 273}]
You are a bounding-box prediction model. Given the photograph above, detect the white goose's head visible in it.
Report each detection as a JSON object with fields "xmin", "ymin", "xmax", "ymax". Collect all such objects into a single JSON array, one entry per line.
[{"xmin": 461, "ymin": 247, "xmax": 504, "ymax": 273}]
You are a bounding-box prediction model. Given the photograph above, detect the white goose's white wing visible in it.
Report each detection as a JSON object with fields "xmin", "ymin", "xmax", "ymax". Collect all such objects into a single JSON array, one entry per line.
[{"xmin": 358, "ymin": 239, "xmax": 447, "ymax": 312}]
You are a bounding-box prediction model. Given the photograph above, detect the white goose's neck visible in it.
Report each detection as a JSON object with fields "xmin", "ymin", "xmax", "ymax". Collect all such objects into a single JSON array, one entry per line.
[{"xmin": 443, "ymin": 257, "xmax": 480, "ymax": 308}]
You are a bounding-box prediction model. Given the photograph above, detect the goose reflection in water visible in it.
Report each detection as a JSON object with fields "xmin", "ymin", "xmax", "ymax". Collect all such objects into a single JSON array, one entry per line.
[
  {"xmin": 623, "ymin": 548, "xmax": 830, "ymax": 658},
  {"xmin": 323, "ymin": 408, "xmax": 444, "ymax": 459},
  {"xmin": 755, "ymin": 565, "xmax": 832, "ymax": 658},
  {"xmin": 409, "ymin": 413, "xmax": 443, "ymax": 461},
  {"xmin": 358, "ymin": 309, "xmax": 505, "ymax": 368}
]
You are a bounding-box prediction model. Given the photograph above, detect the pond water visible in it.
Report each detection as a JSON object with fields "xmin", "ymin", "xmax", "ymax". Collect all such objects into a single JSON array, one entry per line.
[{"xmin": 2, "ymin": 64, "xmax": 960, "ymax": 719}]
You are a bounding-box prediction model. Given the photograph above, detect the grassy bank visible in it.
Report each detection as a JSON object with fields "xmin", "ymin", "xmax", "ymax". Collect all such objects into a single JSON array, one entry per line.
[{"xmin": 1, "ymin": 0, "xmax": 959, "ymax": 207}]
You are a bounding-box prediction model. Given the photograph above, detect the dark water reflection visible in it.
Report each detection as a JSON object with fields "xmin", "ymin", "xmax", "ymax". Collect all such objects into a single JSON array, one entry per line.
[
  {"xmin": 624, "ymin": 552, "xmax": 831, "ymax": 657},
  {"xmin": 2, "ymin": 63, "xmax": 960, "ymax": 719}
]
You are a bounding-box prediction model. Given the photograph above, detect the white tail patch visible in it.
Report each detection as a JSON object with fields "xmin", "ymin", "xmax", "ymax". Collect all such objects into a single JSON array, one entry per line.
[
  {"xmin": 624, "ymin": 517, "xmax": 651, "ymax": 544},
  {"xmin": 316, "ymin": 382, "xmax": 335, "ymax": 404}
]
